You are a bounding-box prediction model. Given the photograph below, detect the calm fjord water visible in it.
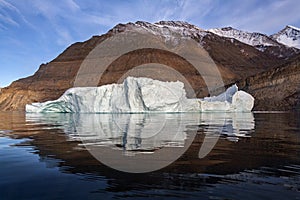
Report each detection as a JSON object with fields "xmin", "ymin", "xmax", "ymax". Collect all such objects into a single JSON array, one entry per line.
[{"xmin": 0, "ymin": 112, "xmax": 299, "ymax": 200}]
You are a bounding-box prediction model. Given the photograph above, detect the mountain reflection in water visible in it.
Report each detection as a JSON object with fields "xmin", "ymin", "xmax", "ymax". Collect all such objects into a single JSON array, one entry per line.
[{"xmin": 0, "ymin": 112, "xmax": 299, "ymax": 199}]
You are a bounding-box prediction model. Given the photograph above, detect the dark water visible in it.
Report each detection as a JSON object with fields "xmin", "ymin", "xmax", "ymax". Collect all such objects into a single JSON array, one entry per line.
[{"xmin": 0, "ymin": 112, "xmax": 299, "ymax": 200}]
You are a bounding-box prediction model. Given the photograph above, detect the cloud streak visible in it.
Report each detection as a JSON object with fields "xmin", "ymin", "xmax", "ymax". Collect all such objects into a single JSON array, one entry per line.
[
  {"xmin": 0, "ymin": 0, "xmax": 19, "ymax": 26},
  {"xmin": 223, "ymin": 0, "xmax": 300, "ymax": 33}
]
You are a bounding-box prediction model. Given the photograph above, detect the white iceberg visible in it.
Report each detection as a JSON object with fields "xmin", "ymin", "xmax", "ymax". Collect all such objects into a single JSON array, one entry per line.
[{"xmin": 26, "ymin": 77, "xmax": 254, "ymax": 113}]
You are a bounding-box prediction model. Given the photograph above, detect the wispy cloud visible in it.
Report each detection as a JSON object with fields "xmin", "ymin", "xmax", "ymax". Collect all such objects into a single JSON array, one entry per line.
[
  {"xmin": 0, "ymin": 22, "xmax": 6, "ymax": 29},
  {"xmin": 2, "ymin": 0, "xmax": 300, "ymax": 45},
  {"xmin": 0, "ymin": 0, "xmax": 38, "ymax": 30},
  {"xmin": 1, "ymin": 0, "xmax": 300, "ymax": 87},
  {"xmin": 178, "ymin": 0, "xmax": 216, "ymax": 21},
  {"xmin": 54, "ymin": 25, "xmax": 73, "ymax": 46},
  {"xmin": 0, "ymin": 12, "xmax": 18, "ymax": 26},
  {"xmin": 191, "ymin": 0, "xmax": 300, "ymax": 34},
  {"xmin": 0, "ymin": 0, "xmax": 19, "ymax": 26},
  {"xmin": 0, "ymin": 0, "xmax": 18, "ymax": 11},
  {"xmin": 28, "ymin": 0, "xmax": 78, "ymax": 45},
  {"xmin": 222, "ymin": 0, "xmax": 300, "ymax": 33},
  {"xmin": 29, "ymin": 0, "xmax": 117, "ymax": 45}
]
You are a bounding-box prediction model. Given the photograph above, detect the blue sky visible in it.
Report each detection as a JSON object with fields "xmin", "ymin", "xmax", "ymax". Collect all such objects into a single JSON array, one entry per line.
[{"xmin": 1, "ymin": 0, "xmax": 300, "ymax": 87}]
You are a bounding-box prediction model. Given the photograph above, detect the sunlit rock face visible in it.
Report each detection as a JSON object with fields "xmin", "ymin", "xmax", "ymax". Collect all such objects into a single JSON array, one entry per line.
[
  {"xmin": 1, "ymin": 21, "xmax": 298, "ymax": 112},
  {"xmin": 26, "ymin": 77, "xmax": 254, "ymax": 113}
]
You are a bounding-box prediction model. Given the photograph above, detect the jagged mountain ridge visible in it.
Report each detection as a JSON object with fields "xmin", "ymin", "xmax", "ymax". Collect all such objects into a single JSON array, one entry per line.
[
  {"xmin": 117, "ymin": 21, "xmax": 300, "ymax": 52},
  {"xmin": 208, "ymin": 26, "xmax": 300, "ymax": 58},
  {"xmin": 271, "ymin": 25, "xmax": 300, "ymax": 49},
  {"xmin": 0, "ymin": 21, "xmax": 299, "ymax": 111},
  {"xmin": 208, "ymin": 27, "xmax": 279, "ymax": 47}
]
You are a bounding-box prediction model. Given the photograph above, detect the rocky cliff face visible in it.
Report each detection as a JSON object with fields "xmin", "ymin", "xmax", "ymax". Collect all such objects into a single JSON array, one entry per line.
[
  {"xmin": 0, "ymin": 21, "xmax": 299, "ymax": 111},
  {"xmin": 238, "ymin": 55, "xmax": 300, "ymax": 111}
]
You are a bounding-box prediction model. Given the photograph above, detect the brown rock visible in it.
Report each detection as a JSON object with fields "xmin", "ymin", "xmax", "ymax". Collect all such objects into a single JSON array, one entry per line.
[
  {"xmin": 238, "ymin": 55, "xmax": 300, "ymax": 111},
  {"xmin": 0, "ymin": 21, "xmax": 298, "ymax": 111}
]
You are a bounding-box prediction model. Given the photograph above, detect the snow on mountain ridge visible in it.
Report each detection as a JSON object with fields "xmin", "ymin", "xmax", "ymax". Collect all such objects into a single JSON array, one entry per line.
[
  {"xmin": 136, "ymin": 20, "xmax": 208, "ymax": 40},
  {"xmin": 208, "ymin": 27, "xmax": 279, "ymax": 48},
  {"xmin": 109, "ymin": 21, "xmax": 300, "ymax": 51},
  {"xmin": 154, "ymin": 21, "xmax": 203, "ymax": 31},
  {"xmin": 271, "ymin": 25, "xmax": 300, "ymax": 49},
  {"xmin": 109, "ymin": 21, "xmax": 208, "ymax": 46},
  {"xmin": 287, "ymin": 25, "xmax": 300, "ymax": 32}
]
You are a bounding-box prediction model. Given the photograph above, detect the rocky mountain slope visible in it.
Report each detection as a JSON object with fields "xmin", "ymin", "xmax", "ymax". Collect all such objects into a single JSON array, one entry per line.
[
  {"xmin": 238, "ymin": 54, "xmax": 300, "ymax": 111},
  {"xmin": 0, "ymin": 21, "xmax": 299, "ymax": 111}
]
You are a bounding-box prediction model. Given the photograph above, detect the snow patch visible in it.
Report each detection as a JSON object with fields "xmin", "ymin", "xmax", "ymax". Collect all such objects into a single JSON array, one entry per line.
[
  {"xmin": 208, "ymin": 27, "xmax": 278, "ymax": 47},
  {"xmin": 287, "ymin": 25, "xmax": 300, "ymax": 32},
  {"xmin": 111, "ymin": 21, "xmax": 207, "ymax": 47},
  {"xmin": 271, "ymin": 25, "xmax": 300, "ymax": 49}
]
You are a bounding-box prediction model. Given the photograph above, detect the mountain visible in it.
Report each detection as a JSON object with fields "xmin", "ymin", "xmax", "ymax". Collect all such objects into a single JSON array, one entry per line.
[
  {"xmin": 271, "ymin": 25, "xmax": 300, "ymax": 49},
  {"xmin": 208, "ymin": 26, "xmax": 300, "ymax": 58},
  {"xmin": 208, "ymin": 27, "xmax": 279, "ymax": 47},
  {"xmin": 0, "ymin": 21, "xmax": 299, "ymax": 111},
  {"xmin": 238, "ymin": 54, "xmax": 300, "ymax": 111}
]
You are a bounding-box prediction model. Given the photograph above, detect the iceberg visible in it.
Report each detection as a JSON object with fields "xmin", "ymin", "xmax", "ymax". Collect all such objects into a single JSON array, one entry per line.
[{"xmin": 26, "ymin": 77, "xmax": 254, "ymax": 113}]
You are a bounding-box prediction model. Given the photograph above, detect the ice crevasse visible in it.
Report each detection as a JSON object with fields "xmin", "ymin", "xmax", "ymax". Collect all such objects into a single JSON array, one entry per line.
[{"xmin": 26, "ymin": 77, "xmax": 254, "ymax": 113}]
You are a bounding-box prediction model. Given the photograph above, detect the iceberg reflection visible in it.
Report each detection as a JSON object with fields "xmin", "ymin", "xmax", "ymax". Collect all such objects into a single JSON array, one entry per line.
[
  {"xmin": 26, "ymin": 112, "xmax": 254, "ymax": 153},
  {"xmin": 26, "ymin": 112, "xmax": 254, "ymax": 172}
]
